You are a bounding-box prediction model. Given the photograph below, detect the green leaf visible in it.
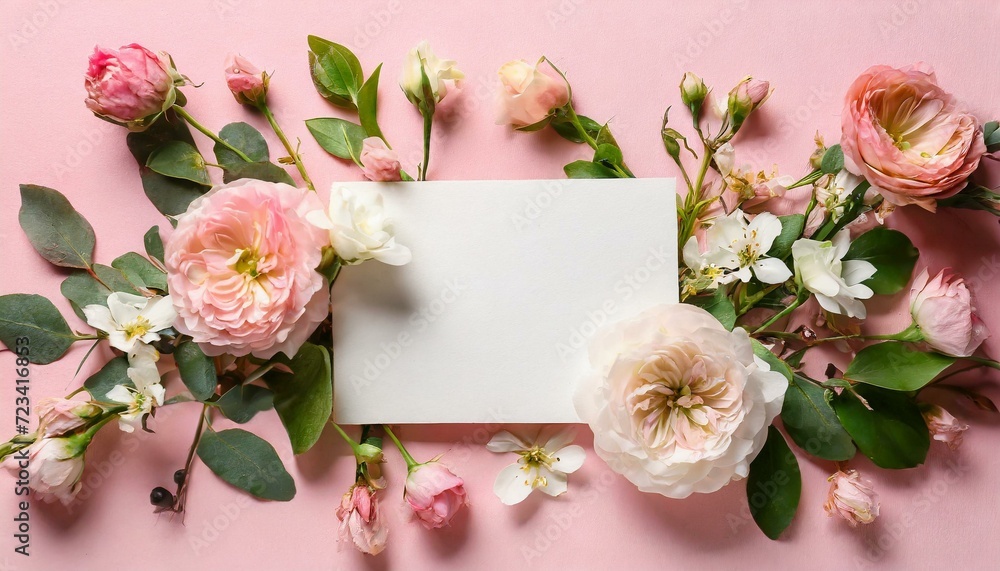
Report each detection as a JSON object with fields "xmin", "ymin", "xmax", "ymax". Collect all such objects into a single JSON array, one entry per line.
[
  {"xmin": 111, "ymin": 252, "xmax": 168, "ymax": 292},
  {"xmin": 832, "ymin": 384, "xmax": 930, "ymax": 469},
  {"xmin": 60, "ymin": 265, "xmax": 142, "ymax": 319},
  {"xmin": 306, "ymin": 118, "xmax": 366, "ymax": 162},
  {"xmin": 174, "ymin": 342, "xmax": 218, "ymax": 401},
  {"xmin": 0, "ymin": 294, "xmax": 76, "ymax": 364},
  {"xmin": 307, "ymin": 35, "xmax": 363, "ymax": 108},
  {"xmin": 984, "ymin": 120, "xmax": 1000, "ymax": 153},
  {"xmin": 147, "ymin": 141, "xmax": 212, "ymax": 186},
  {"xmin": 144, "ymin": 226, "xmax": 165, "ymax": 265},
  {"xmin": 687, "ymin": 289, "xmax": 736, "ymax": 331},
  {"xmin": 264, "ymin": 343, "xmax": 332, "ymax": 454},
  {"xmin": 126, "ymin": 109, "xmax": 197, "ymax": 165},
  {"xmin": 820, "ymin": 144, "xmax": 844, "ymax": 174},
  {"xmin": 551, "ymin": 114, "xmax": 601, "ymax": 144},
  {"xmin": 595, "ymin": 123, "xmax": 619, "ymax": 148},
  {"xmin": 747, "ymin": 426, "xmax": 801, "ymax": 540},
  {"xmin": 845, "ymin": 341, "xmax": 955, "ymax": 391},
  {"xmin": 593, "ymin": 143, "xmax": 623, "ymax": 168},
  {"xmin": 844, "ymin": 227, "xmax": 918, "ymax": 295},
  {"xmin": 215, "ymin": 122, "xmax": 269, "ymax": 168},
  {"xmin": 197, "ymin": 428, "xmax": 296, "ymax": 501},
  {"xmin": 217, "ymin": 384, "xmax": 275, "ymax": 424},
  {"xmin": 357, "ymin": 63, "xmax": 384, "ymax": 140},
  {"xmin": 222, "ymin": 161, "xmax": 295, "ymax": 185},
  {"xmin": 750, "ymin": 339, "xmax": 792, "ymax": 381},
  {"xmin": 781, "ymin": 374, "xmax": 856, "ymax": 461},
  {"xmin": 18, "ymin": 185, "xmax": 96, "ymax": 269},
  {"xmin": 139, "ymin": 168, "xmax": 208, "ymax": 219},
  {"xmin": 767, "ymin": 214, "xmax": 805, "ymax": 259},
  {"xmin": 563, "ymin": 160, "xmax": 619, "ymax": 179},
  {"xmin": 84, "ymin": 356, "xmax": 133, "ymax": 401}
]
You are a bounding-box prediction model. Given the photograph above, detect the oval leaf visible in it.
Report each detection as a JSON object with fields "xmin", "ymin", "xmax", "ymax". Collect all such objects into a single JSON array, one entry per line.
[
  {"xmin": 222, "ymin": 161, "xmax": 295, "ymax": 185},
  {"xmin": 215, "ymin": 122, "xmax": 269, "ymax": 168},
  {"xmin": 820, "ymin": 144, "xmax": 844, "ymax": 174},
  {"xmin": 147, "ymin": 141, "xmax": 211, "ymax": 186},
  {"xmin": 781, "ymin": 374, "xmax": 856, "ymax": 461},
  {"xmin": 844, "ymin": 227, "xmax": 918, "ymax": 295},
  {"xmin": 306, "ymin": 118, "xmax": 366, "ymax": 162},
  {"xmin": 832, "ymin": 384, "xmax": 930, "ymax": 469},
  {"xmin": 845, "ymin": 341, "xmax": 955, "ymax": 391},
  {"xmin": 563, "ymin": 160, "xmax": 619, "ymax": 179},
  {"xmin": 0, "ymin": 294, "xmax": 76, "ymax": 364},
  {"xmin": 112, "ymin": 252, "xmax": 168, "ymax": 292},
  {"xmin": 218, "ymin": 384, "xmax": 275, "ymax": 424},
  {"xmin": 307, "ymin": 35, "xmax": 363, "ymax": 107},
  {"xmin": 767, "ymin": 214, "xmax": 805, "ymax": 259},
  {"xmin": 144, "ymin": 226, "xmax": 165, "ymax": 265},
  {"xmin": 139, "ymin": 168, "xmax": 208, "ymax": 219},
  {"xmin": 358, "ymin": 63, "xmax": 384, "ymax": 140},
  {"xmin": 19, "ymin": 185, "xmax": 96, "ymax": 269},
  {"xmin": 84, "ymin": 356, "xmax": 133, "ymax": 401},
  {"xmin": 264, "ymin": 343, "xmax": 332, "ymax": 454},
  {"xmin": 197, "ymin": 428, "xmax": 296, "ymax": 501},
  {"xmin": 174, "ymin": 342, "xmax": 217, "ymax": 401},
  {"xmin": 688, "ymin": 289, "xmax": 737, "ymax": 331},
  {"xmin": 747, "ymin": 426, "xmax": 801, "ymax": 540}
]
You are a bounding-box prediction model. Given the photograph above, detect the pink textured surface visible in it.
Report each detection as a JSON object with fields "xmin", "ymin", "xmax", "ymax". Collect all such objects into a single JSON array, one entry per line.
[{"xmin": 2, "ymin": 1, "xmax": 1000, "ymax": 570}]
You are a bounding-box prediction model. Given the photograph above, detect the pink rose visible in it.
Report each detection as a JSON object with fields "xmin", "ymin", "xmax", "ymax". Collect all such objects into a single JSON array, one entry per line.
[
  {"xmin": 910, "ymin": 268, "xmax": 989, "ymax": 357},
  {"xmin": 224, "ymin": 53, "xmax": 267, "ymax": 106},
  {"xmin": 404, "ymin": 461, "xmax": 468, "ymax": 529},
  {"xmin": 922, "ymin": 404, "xmax": 968, "ymax": 450},
  {"xmin": 336, "ymin": 484, "xmax": 388, "ymax": 555},
  {"xmin": 85, "ymin": 44, "xmax": 180, "ymax": 129},
  {"xmin": 20, "ymin": 437, "xmax": 86, "ymax": 504},
  {"xmin": 824, "ymin": 470, "xmax": 879, "ymax": 527},
  {"xmin": 165, "ymin": 179, "xmax": 329, "ymax": 359},
  {"xmin": 495, "ymin": 59, "xmax": 570, "ymax": 128},
  {"xmin": 359, "ymin": 137, "xmax": 402, "ymax": 182},
  {"xmin": 36, "ymin": 398, "xmax": 101, "ymax": 437},
  {"xmin": 841, "ymin": 63, "xmax": 986, "ymax": 210}
]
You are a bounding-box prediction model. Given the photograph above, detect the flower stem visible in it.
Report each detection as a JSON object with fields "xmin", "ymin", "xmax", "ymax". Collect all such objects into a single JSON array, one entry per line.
[
  {"xmin": 419, "ymin": 109, "xmax": 433, "ymax": 181},
  {"xmin": 173, "ymin": 106, "xmax": 253, "ymax": 163},
  {"xmin": 259, "ymin": 103, "xmax": 316, "ymax": 191},
  {"xmin": 753, "ymin": 293, "xmax": 806, "ymax": 335},
  {"xmin": 382, "ymin": 425, "xmax": 418, "ymax": 470},
  {"xmin": 331, "ymin": 422, "xmax": 366, "ymax": 457},
  {"xmin": 963, "ymin": 356, "xmax": 1000, "ymax": 370},
  {"xmin": 174, "ymin": 404, "xmax": 208, "ymax": 516}
]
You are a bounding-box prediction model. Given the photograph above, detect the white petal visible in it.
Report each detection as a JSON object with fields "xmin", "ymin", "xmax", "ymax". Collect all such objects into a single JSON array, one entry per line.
[
  {"xmin": 82, "ymin": 304, "xmax": 116, "ymax": 333},
  {"xmin": 542, "ymin": 427, "xmax": 577, "ymax": 453},
  {"xmin": 748, "ymin": 212, "xmax": 782, "ymax": 251},
  {"xmin": 106, "ymin": 384, "xmax": 134, "ymax": 406},
  {"xmin": 140, "ymin": 296, "xmax": 177, "ymax": 330},
  {"xmin": 536, "ymin": 468, "xmax": 568, "ymax": 497},
  {"xmin": 107, "ymin": 292, "xmax": 144, "ymax": 325},
  {"xmin": 842, "ymin": 260, "xmax": 877, "ymax": 287},
  {"xmin": 753, "ymin": 258, "xmax": 792, "ymax": 284},
  {"xmin": 550, "ymin": 445, "xmax": 586, "ymax": 474},
  {"xmin": 372, "ymin": 244, "xmax": 412, "ymax": 266},
  {"xmin": 486, "ymin": 431, "xmax": 528, "ymax": 453},
  {"xmin": 494, "ymin": 462, "xmax": 534, "ymax": 505}
]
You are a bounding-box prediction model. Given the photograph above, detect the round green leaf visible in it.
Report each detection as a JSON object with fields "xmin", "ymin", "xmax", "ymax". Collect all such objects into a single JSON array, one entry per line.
[
  {"xmin": 747, "ymin": 426, "xmax": 801, "ymax": 540},
  {"xmin": 84, "ymin": 356, "xmax": 133, "ymax": 401},
  {"xmin": 832, "ymin": 384, "xmax": 930, "ymax": 469},
  {"xmin": 767, "ymin": 214, "xmax": 805, "ymax": 259},
  {"xmin": 139, "ymin": 168, "xmax": 207, "ymax": 218},
  {"xmin": 197, "ymin": 428, "xmax": 296, "ymax": 501},
  {"xmin": 112, "ymin": 252, "xmax": 168, "ymax": 292},
  {"xmin": 820, "ymin": 144, "xmax": 844, "ymax": 174},
  {"xmin": 18, "ymin": 185, "xmax": 96, "ymax": 269},
  {"xmin": 146, "ymin": 141, "xmax": 211, "ymax": 186},
  {"xmin": 174, "ymin": 341, "xmax": 218, "ymax": 401},
  {"xmin": 844, "ymin": 227, "xmax": 918, "ymax": 295},
  {"xmin": 144, "ymin": 226, "xmax": 165, "ymax": 265},
  {"xmin": 0, "ymin": 294, "xmax": 76, "ymax": 364},
  {"xmin": 217, "ymin": 385, "xmax": 275, "ymax": 424},
  {"xmin": 215, "ymin": 122, "xmax": 269, "ymax": 168}
]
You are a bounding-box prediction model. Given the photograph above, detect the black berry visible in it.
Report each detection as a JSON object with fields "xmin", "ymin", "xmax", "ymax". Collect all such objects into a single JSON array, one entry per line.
[
  {"xmin": 173, "ymin": 469, "xmax": 186, "ymax": 486},
  {"xmin": 150, "ymin": 486, "xmax": 174, "ymax": 508}
]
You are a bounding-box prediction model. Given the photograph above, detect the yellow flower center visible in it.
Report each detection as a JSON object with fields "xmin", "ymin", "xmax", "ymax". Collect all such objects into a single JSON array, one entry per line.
[
  {"xmin": 233, "ymin": 248, "xmax": 262, "ymax": 278},
  {"xmin": 123, "ymin": 316, "xmax": 152, "ymax": 341},
  {"xmin": 519, "ymin": 446, "xmax": 555, "ymax": 488}
]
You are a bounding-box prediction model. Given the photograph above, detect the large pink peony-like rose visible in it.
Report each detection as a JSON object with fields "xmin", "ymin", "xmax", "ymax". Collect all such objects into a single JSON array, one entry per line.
[
  {"xmin": 575, "ymin": 304, "xmax": 786, "ymax": 499},
  {"xmin": 165, "ymin": 179, "xmax": 329, "ymax": 359},
  {"xmin": 85, "ymin": 44, "xmax": 181, "ymax": 129},
  {"xmin": 840, "ymin": 63, "xmax": 986, "ymax": 210}
]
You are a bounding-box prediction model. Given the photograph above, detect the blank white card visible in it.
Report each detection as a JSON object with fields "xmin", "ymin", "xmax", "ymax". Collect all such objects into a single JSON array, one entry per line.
[{"xmin": 331, "ymin": 178, "xmax": 678, "ymax": 424}]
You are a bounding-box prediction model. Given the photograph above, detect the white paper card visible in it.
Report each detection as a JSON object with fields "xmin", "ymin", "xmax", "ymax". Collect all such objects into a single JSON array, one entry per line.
[{"xmin": 332, "ymin": 178, "xmax": 678, "ymax": 424}]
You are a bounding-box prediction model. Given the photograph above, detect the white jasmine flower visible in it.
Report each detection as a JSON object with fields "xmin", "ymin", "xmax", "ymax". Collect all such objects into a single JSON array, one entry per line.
[
  {"xmin": 487, "ymin": 429, "xmax": 585, "ymax": 505},
  {"xmin": 791, "ymin": 232, "xmax": 876, "ymax": 318},
  {"xmin": 107, "ymin": 361, "xmax": 164, "ymax": 433},
  {"xmin": 685, "ymin": 210, "xmax": 792, "ymax": 285},
  {"xmin": 83, "ymin": 293, "xmax": 176, "ymax": 353},
  {"xmin": 308, "ymin": 186, "xmax": 412, "ymax": 266}
]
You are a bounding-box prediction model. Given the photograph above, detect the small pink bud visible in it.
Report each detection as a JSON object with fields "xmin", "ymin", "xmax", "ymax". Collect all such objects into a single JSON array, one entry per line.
[{"xmin": 824, "ymin": 470, "xmax": 879, "ymax": 527}]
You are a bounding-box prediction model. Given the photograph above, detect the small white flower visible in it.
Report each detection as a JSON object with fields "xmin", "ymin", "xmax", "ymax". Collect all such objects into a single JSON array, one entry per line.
[
  {"xmin": 307, "ymin": 186, "xmax": 412, "ymax": 266},
  {"xmin": 714, "ymin": 142, "xmax": 735, "ymax": 177},
  {"xmin": 107, "ymin": 361, "xmax": 164, "ymax": 433},
  {"xmin": 792, "ymin": 232, "xmax": 876, "ymax": 318},
  {"xmin": 83, "ymin": 293, "xmax": 176, "ymax": 353},
  {"xmin": 816, "ymin": 170, "xmax": 865, "ymax": 222},
  {"xmin": 399, "ymin": 41, "xmax": 463, "ymax": 106},
  {"xmin": 486, "ymin": 428, "xmax": 585, "ymax": 505},
  {"xmin": 685, "ymin": 210, "xmax": 792, "ymax": 285}
]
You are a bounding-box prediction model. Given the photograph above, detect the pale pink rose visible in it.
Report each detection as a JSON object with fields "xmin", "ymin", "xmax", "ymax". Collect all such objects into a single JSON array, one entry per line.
[
  {"xmin": 165, "ymin": 179, "xmax": 330, "ymax": 359},
  {"xmin": 910, "ymin": 268, "xmax": 989, "ymax": 357},
  {"xmin": 922, "ymin": 404, "xmax": 969, "ymax": 450},
  {"xmin": 841, "ymin": 63, "xmax": 986, "ymax": 210},
  {"xmin": 21, "ymin": 437, "xmax": 86, "ymax": 504},
  {"xmin": 824, "ymin": 470, "xmax": 879, "ymax": 527},
  {"xmin": 224, "ymin": 53, "xmax": 267, "ymax": 106},
  {"xmin": 85, "ymin": 44, "xmax": 179, "ymax": 129},
  {"xmin": 336, "ymin": 484, "xmax": 388, "ymax": 555},
  {"xmin": 495, "ymin": 59, "xmax": 570, "ymax": 127},
  {"xmin": 36, "ymin": 398, "xmax": 101, "ymax": 437},
  {"xmin": 404, "ymin": 461, "xmax": 468, "ymax": 529},
  {"xmin": 359, "ymin": 137, "xmax": 402, "ymax": 182}
]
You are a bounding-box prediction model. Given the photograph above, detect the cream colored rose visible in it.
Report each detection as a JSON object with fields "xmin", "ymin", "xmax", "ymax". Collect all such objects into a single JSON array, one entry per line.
[
  {"xmin": 494, "ymin": 59, "xmax": 569, "ymax": 127},
  {"xmin": 575, "ymin": 304, "xmax": 786, "ymax": 499}
]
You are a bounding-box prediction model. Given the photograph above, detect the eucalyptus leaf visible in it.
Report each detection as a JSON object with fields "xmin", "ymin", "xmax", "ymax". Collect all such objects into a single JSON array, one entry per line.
[
  {"xmin": 126, "ymin": 109, "xmax": 197, "ymax": 165},
  {"xmin": 144, "ymin": 226, "xmax": 165, "ymax": 265},
  {"xmin": 139, "ymin": 168, "xmax": 208, "ymax": 219},
  {"xmin": 217, "ymin": 385, "xmax": 275, "ymax": 424},
  {"xmin": 820, "ymin": 144, "xmax": 844, "ymax": 174},
  {"xmin": 197, "ymin": 428, "xmax": 296, "ymax": 501},
  {"xmin": 264, "ymin": 343, "xmax": 332, "ymax": 454},
  {"xmin": 18, "ymin": 185, "xmax": 96, "ymax": 270},
  {"xmin": 222, "ymin": 161, "xmax": 295, "ymax": 185},
  {"xmin": 306, "ymin": 118, "xmax": 366, "ymax": 162},
  {"xmin": 146, "ymin": 141, "xmax": 212, "ymax": 186},
  {"xmin": 747, "ymin": 426, "xmax": 801, "ymax": 540},
  {"xmin": 844, "ymin": 227, "xmax": 919, "ymax": 295},
  {"xmin": 174, "ymin": 342, "xmax": 218, "ymax": 401},
  {"xmin": 0, "ymin": 294, "xmax": 76, "ymax": 364},
  {"xmin": 111, "ymin": 252, "xmax": 168, "ymax": 292},
  {"xmin": 845, "ymin": 341, "xmax": 955, "ymax": 391},
  {"xmin": 84, "ymin": 356, "xmax": 133, "ymax": 401},
  {"xmin": 832, "ymin": 384, "xmax": 930, "ymax": 469},
  {"xmin": 215, "ymin": 122, "xmax": 269, "ymax": 167},
  {"xmin": 984, "ymin": 121, "xmax": 1000, "ymax": 153}
]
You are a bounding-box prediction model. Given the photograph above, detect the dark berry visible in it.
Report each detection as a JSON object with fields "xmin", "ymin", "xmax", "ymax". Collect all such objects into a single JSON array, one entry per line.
[
  {"xmin": 150, "ymin": 486, "xmax": 174, "ymax": 508},
  {"xmin": 173, "ymin": 469, "xmax": 186, "ymax": 486}
]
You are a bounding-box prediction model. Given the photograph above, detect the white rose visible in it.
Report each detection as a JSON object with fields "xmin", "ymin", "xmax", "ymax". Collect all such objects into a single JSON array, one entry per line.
[
  {"xmin": 399, "ymin": 41, "xmax": 463, "ymax": 106},
  {"xmin": 307, "ymin": 186, "xmax": 412, "ymax": 266},
  {"xmin": 575, "ymin": 304, "xmax": 786, "ymax": 499},
  {"xmin": 791, "ymin": 232, "xmax": 875, "ymax": 319}
]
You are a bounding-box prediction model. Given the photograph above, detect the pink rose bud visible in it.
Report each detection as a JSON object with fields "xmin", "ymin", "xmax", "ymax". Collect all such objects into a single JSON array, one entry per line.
[
  {"xmin": 727, "ymin": 77, "xmax": 771, "ymax": 130},
  {"xmin": 922, "ymin": 404, "xmax": 969, "ymax": 450},
  {"xmin": 824, "ymin": 470, "xmax": 879, "ymax": 527},
  {"xmin": 224, "ymin": 53, "xmax": 268, "ymax": 106},
  {"xmin": 8, "ymin": 437, "xmax": 88, "ymax": 504},
  {"xmin": 359, "ymin": 137, "xmax": 403, "ymax": 182},
  {"xmin": 36, "ymin": 398, "xmax": 102, "ymax": 437},
  {"xmin": 746, "ymin": 79, "xmax": 771, "ymax": 108},
  {"xmin": 336, "ymin": 484, "xmax": 388, "ymax": 555},
  {"xmin": 909, "ymin": 268, "xmax": 989, "ymax": 357},
  {"xmin": 495, "ymin": 59, "xmax": 570, "ymax": 128},
  {"xmin": 85, "ymin": 43, "xmax": 181, "ymax": 130},
  {"xmin": 404, "ymin": 461, "xmax": 468, "ymax": 529}
]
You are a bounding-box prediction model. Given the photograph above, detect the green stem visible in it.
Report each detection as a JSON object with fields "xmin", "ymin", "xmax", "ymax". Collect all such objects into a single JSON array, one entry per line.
[
  {"xmin": 963, "ymin": 356, "xmax": 1000, "ymax": 370},
  {"xmin": 753, "ymin": 293, "xmax": 806, "ymax": 335},
  {"xmin": 786, "ymin": 168, "xmax": 823, "ymax": 190},
  {"xmin": 382, "ymin": 425, "xmax": 418, "ymax": 470},
  {"xmin": 173, "ymin": 106, "xmax": 253, "ymax": 163},
  {"xmin": 174, "ymin": 404, "xmax": 208, "ymax": 513},
  {"xmin": 259, "ymin": 103, "xmax": 315, "ymax": 191},
  {"xmin": 331, "ymin": 422, "xmax": 365, "ymax": 457},
  {"xmin": 419, "ymin": 109, "xmax": 433, "ymax": 181}
]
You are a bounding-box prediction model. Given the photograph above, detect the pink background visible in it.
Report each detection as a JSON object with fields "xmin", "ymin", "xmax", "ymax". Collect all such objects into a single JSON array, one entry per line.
[{"xmin": 2, "ymin": 1, "xmax": 1000, "ymax": 569}]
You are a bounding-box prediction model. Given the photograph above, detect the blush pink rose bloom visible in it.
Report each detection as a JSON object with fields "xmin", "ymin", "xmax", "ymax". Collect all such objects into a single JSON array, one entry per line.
[
  {"xmin": 224, "ymin": 53, "xmax": 267, "ymax": 106},
  {"xmin": 337, "ymin": 484, "xmax": 388, "ymax": 555},
  {"xmin": 359, "ymin": 137, "xmax": 402, "ymax": 181},
  {"xmin": 85, "ymin": 44, "xmax": 180, "ymax": 129},
  {"xmin": 922, "ymin": 404, "xmax": 969, "ymax": 450},
  {"xmin": 824, "ymin": 470, "xmax": 879, "ymax": 527},
  {"xmin": 165, "ymin": 179, "xmax": 329, "ymax": 359},
  {"xmin": 909, "ymin": 268, "xmax": 989, "ymax": 357},
  {"xmin": 404, "ymin": 461, "xmax": 468, "ymax": 529},
  {"xmin": 841, "ymin": 63, "xmax": 986, "ymax": 210},
  {"xmin": 495, "ymin": 59, "xmax": 570, "ymax": 127},
  {"xmin": 36, "ymin": 398, "xmax": 101, "ymax": 437},
  {"xmin": 14, "ymin": 437, "xmax": 86, "ymax": 504}
]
